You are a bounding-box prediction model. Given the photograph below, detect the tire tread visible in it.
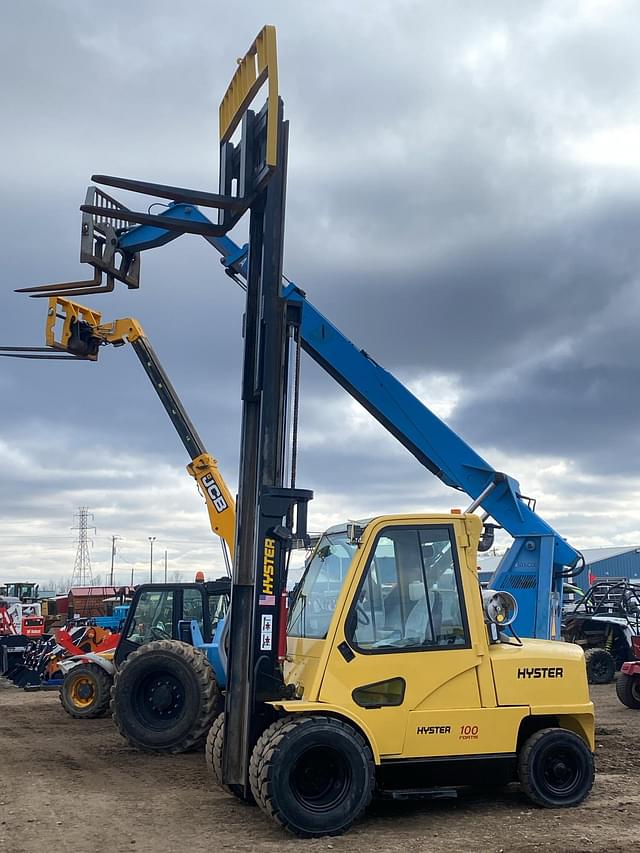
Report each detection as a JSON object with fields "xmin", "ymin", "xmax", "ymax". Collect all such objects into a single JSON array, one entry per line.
[
  {"xmin": 518, "ymin": 727, "xmax": 594, "ymax": 808},
  {"xmin": 111, "ymin": 639, "xmax": 220, "ymax": 753},
  {"xmin": 616, "ymin": 672, "xmax": 640, "ymax": 709},
  {"xmin": 250, "ymin": 715, "xmax": 374, "ymax": 837},
  {"xmin": 584, "ymin": 647, "xmax": 615, "ymax": 684},
  {"xmin": 60, "ymin": 663, "xmax": 112, "ymax": 719}
]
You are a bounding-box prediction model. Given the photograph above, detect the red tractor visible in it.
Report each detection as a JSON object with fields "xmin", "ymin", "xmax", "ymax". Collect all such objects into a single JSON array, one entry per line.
[{"xmin": 0, "ymin": 598, "xmax": 45, "ymax": 676}]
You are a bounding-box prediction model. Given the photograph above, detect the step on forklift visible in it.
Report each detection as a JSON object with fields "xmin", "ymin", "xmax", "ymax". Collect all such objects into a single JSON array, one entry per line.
[{"xmin": 10, "ymin": 26, "xmax": 596, "ymax": 837}]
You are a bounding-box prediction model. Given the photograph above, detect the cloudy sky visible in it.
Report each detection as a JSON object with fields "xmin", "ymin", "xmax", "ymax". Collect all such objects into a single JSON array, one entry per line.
[{"xmin": 2, "ymin": 0, "xmax": 640, "ymax": 589}]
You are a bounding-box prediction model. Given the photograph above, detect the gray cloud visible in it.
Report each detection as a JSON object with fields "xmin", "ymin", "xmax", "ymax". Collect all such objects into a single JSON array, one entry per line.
[{"xmin": 3, "ymin": 1, "xmax": 640, "ymax": 580}]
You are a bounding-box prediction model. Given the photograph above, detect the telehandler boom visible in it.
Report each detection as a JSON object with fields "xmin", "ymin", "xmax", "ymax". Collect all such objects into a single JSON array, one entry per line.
[{"xmin": 2, "ymin": 296, "xmax": 236, "ymax": 567}]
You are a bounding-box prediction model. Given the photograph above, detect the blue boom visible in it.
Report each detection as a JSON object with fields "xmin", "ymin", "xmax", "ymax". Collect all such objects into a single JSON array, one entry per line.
[{"xmin": 87, "ymin": 198, "xmax": 580, "ymax": 639}]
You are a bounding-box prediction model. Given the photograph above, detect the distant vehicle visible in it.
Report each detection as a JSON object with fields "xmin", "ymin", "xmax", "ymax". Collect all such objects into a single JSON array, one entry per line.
[{"xmin": 562, "ymin": 579, "xmax": 640, "ymax": 684}]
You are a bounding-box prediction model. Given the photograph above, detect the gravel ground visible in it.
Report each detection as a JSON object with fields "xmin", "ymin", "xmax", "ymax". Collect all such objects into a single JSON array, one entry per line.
[{"xmin": 0, "ymin": 679, "xmax": 638, "ymax": 853}]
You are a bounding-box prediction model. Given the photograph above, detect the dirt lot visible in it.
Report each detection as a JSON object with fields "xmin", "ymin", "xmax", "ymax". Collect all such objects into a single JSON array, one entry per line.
[{"xmin": 0, "ymin": 680, "xmax": 638, "ymax": 853}]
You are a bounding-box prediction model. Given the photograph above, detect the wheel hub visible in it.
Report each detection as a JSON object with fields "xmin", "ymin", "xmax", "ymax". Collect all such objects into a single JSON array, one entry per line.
[
  {"xmin": 593, "ymin": 660, "xmax": 609, "ymax": 678},
  {"xmin": 542, "ymin": 748, "xmax": 581, "ymax": 794},
  {"xmin": 549, "ymin": 759, "xmax": 571, "ymax": 784},
  {"xmin": 71, "ymin": 676, "xmax": 95, "ymax": 707},
  {"xmin": 148, "ymin": 680, "xmax": 181, "ymax": 714},
  {"xmin": 137, "ymin": 672, "xmax": 185, "ymax": 723},
  {"xmin": 291, "ymin": 746, "xmax": 351, "ymax": 813}
]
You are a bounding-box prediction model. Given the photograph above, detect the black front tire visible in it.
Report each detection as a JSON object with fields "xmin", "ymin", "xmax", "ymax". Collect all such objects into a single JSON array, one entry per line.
[
  {"xmin": 518, "ymin": 727, "xmax": 594, "ymax": 808},
  {"xmin": 205, "ymin": 713, "xmax": 254, "ymax": 802},
  {"xmin": 60, "ymin": 663, "xmax": 112, "ymax": 719},
  {"xmin": 250, "ymin": 715, "xmax": 374, "ymax": 837},
  {"xmin": 111, "ymin": 640, "xmax": 221, "ymax": 753},
  {"xmin": 584, "ymin": 647, "xmax": 615, "ymax": 684},
  {"xmin": 616, "ymin": 672, "xmax": 640, "ymax": 709}
]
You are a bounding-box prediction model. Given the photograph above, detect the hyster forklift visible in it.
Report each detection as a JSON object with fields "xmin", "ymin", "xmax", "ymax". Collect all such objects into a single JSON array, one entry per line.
[
  {"xmin": 10, "ymin": 26, "xmax": 595, "ymax": 837},
  {"xmin": 209, "ymin": 28, "xmax": 593, "ymax": 836}
]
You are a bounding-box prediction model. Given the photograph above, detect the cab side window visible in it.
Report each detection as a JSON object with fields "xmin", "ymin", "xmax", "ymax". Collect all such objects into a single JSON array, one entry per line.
[
  {"xmin": 208, "ymin": 593, "xmax": 227, "ymax": 631},
  {"xmin": 349, "ymin": 526, "xmax": 468, "ymax": 652},
  {"xmin": 182, "ymin": 588, "xmax": 205, "ymax": 637}
]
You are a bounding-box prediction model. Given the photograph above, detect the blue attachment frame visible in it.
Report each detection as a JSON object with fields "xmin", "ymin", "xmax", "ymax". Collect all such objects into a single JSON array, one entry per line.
[
  {"xmin": 179, "ymin": 618, "xmax": 227, "ymax": 687},
  {"xmin": 106, "ymin": 208, "xmax": 579, "ymax": 639}
]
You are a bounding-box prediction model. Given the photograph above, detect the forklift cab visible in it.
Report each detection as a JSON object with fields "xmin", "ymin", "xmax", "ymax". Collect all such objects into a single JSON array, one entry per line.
[{"xmin": 114, "ymin": 580, "xmax": 230, "ymax": 668}]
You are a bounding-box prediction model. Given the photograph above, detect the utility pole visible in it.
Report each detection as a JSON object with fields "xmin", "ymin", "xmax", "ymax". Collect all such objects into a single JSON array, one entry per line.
[
  {"xmin": 130, "ymin": 565, "xmax": 135, "ymax": 586},
  {"xmin": 71, "ymin": 507, "xmax": 96, "ymax": 587},
  {"xmin": 149, "ymin": 536, "xmax": 156, "ymax": 583},
  {"xmin": 164, "ymin": 549, "xmax": 168, "ymax": 583},
  {"xmin": 110, "ymin": 535, "xmax": 121, "ymax": 586}
]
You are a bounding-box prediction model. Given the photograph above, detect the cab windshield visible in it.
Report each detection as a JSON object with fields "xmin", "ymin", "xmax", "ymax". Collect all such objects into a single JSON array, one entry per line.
[
  {"xmin": 288, "ymin": 530, "xmax": 357, "ymax": 639},
  {"xmin": 126, "ymin": 590, "xmax": 173, "ymax": 644}
]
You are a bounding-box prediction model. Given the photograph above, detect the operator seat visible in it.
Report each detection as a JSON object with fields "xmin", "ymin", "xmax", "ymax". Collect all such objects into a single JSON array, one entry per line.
[{"xmin": 404, "ymin": 580, "xmax": 441, "ymax": 645}]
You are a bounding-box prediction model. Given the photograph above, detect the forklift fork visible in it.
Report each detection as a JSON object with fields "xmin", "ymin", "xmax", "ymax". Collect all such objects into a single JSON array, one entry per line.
[
  {"xmin": 0, "ymin": 297, "xmax": 103, "ymax": 361},
  {"xmin": 15, "ymin": 187, "xmax": 140, "ymax": 298}
]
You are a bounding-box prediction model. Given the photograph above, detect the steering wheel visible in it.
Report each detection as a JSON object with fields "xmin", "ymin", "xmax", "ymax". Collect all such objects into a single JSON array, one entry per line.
[
  {"xmin": 356, "ymin": 603, "xmax": 370, "ymax": 625},
  {"xmin": 149, "ymin": 622, "xmax": 170, "ymax": 640}
]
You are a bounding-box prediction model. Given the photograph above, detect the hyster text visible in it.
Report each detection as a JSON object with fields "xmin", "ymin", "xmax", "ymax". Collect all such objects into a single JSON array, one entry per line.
[{"xmin": 517, "ymin": 667, "xmax": 564, "ymax": 679}]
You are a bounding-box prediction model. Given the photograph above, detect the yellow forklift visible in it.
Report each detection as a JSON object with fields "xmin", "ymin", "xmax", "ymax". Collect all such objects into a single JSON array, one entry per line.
[{"xmin": 210, "ymin": 29, "xmax": 595, "ymax": 836}]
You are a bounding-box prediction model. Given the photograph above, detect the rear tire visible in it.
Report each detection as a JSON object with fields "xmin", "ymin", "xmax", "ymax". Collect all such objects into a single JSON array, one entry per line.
[
  {"xmin": 111, "ymin": 640, "xmax": 220, "ymax": 753},
  {"xmin": 205, "ymin": 713, "xmax": 253, "ymax": 802},
  {"xmin": 518, "ymin": 727, "xmax": 594, "ymax": 808},
  {"xmin": 60, "ymin": 663, "xmax": 112, "ymax": 719},
  {"xmin": 250, "ymin": 715, "xmax": 374, "ymax": 837},
  {"xmin": 584, "ymin": 647, "xmax": 615, "ymax": 684},
  {"xmin": 616, "ymin": 672, "xmax": 640, "ymax": 709}
]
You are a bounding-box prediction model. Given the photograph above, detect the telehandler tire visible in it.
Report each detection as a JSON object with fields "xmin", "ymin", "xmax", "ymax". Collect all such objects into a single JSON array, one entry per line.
[
  {"xmin": 205, "ymin": 713, "xmax": 254, "ymax": 803},
  {"xmin": 615, "ymin": 672, "xmax": 640, "ymax": 709},
  {"xmin": 518, "ymin": 727, "xmax": 594, "ymax": 808},
  {"xmin": 250, "ymin": 715, "xmax": 374, "ymax": 837},
  {"xmin": 584, "ymin": 647, "xmax": 615, "ymax": 684},
  {"xmin": 111, "ymin": 640, "xmax": 221, "ymax": 753},
  {"xmin": 60, "ymin": 663, "xmax": 112, "ymax": 719}
]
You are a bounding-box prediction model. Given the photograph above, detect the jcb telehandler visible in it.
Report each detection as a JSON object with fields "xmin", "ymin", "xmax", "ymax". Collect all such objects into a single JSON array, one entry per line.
[
  {"xmin": 2, "ymin": 297, "xmax": 235, "ymax": 748},
  {"xmin": 46, "ymin": 299, "xmax": 235, "ymax": 747}
]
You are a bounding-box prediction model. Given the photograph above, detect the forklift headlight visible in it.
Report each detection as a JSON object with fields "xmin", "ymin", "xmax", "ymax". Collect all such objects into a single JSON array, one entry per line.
[{"xmin": 482, "ymin": 589, "xmax": 518, "ymax": 627}]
